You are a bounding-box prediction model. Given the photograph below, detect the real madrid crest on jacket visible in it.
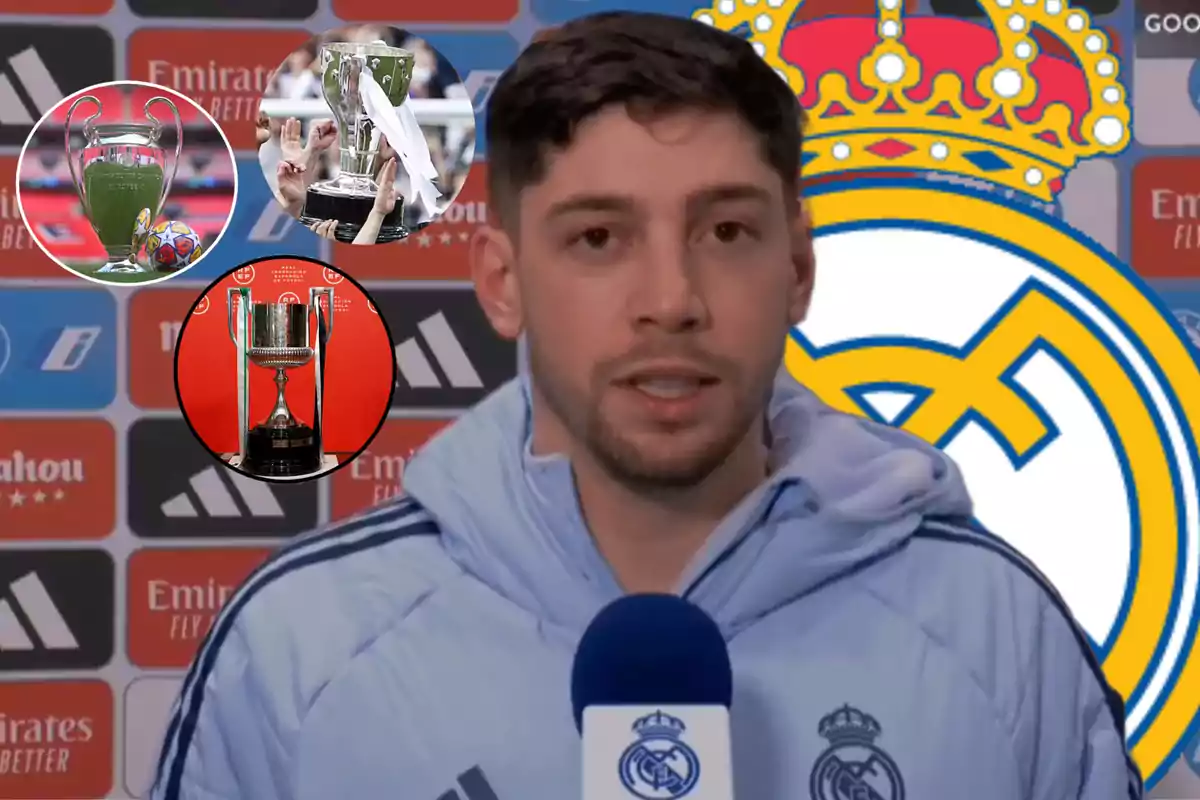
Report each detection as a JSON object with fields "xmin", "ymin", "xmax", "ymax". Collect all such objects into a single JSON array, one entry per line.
[{"xmin": 810, "ymin": 706, "xmax": 905, "ymax": 800}]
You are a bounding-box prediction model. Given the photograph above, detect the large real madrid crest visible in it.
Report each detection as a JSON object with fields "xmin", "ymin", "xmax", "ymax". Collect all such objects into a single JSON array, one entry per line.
[{"xmin": 690, "ymin": 0, "xmax": 1200, "ymax": 790}]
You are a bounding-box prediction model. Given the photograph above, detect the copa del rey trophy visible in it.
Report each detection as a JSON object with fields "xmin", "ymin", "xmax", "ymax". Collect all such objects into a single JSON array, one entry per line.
[
  {"xmin": 297, "ymin": 40, "xmax": 442, "ymax": 243},
  {"xmin": 65, "ymin": 94, "xmax": 181, "ymax": 273},
  {"xmin": 227, "ymin": 286, "xmax": 336, "ymax": 478}
]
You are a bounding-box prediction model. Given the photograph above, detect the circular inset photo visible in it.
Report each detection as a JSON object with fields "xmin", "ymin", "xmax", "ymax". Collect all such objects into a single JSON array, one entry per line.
[
  {"xmin": 174, "ymin": 255, "xmax": 396, "ymax": 484},
  {"xmin": 16, "ymin": 80, "xmax": 237, "ymax": 286},
  {"xmin": 256, "ymin": 25, "xmax": 476, "ymax": 246}
]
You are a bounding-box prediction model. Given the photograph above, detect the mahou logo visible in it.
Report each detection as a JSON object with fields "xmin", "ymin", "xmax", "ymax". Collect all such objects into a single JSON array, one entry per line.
[
  {"xmin": 0, "ymin": 450, "xmax": 85, "ymax": 488},
  {"xmin": 0, "ymin": 421, "xmax": 115, "ymax": 540}
]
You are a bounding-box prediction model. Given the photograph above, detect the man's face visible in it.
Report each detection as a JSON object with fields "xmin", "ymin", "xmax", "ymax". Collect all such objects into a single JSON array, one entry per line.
[{"xmin": 503, "ymin": 106, "xmax": 811, "ymax": 489}]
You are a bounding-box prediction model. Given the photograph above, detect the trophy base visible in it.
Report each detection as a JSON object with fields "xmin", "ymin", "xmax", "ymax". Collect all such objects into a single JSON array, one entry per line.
[
  {"xmin": 242, "ymin": 424, "xmax": 321, "ymax": 477},
  {"xmin": 300, "ymin": 186, "xmax": 407, "ymax": 244},
  {"xmin": 95, "ymin": 259, "xmax": 147, "ymax": 274}
]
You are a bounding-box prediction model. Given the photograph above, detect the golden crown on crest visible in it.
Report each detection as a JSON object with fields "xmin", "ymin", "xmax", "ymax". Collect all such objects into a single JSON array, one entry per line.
[{"xmin": 691, "ymin": 0, "xmax": 1132, "ymax": 200}]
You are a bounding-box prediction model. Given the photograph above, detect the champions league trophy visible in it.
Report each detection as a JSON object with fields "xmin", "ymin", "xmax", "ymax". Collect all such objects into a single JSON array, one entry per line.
[
  {"xmin": 65, "ymin": 94, "xmax": 182, "ymax": 273},
  {"xmin": 227, "ymin": 286, "xmax": 335, "ymax": 478},
  {"xmin": 297, "ymin": 40, "xmax": 441, "ymax": 243}
]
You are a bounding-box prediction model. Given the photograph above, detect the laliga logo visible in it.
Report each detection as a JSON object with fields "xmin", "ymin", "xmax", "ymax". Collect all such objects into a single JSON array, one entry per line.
[{"xmin": 693, "ymin": 0, "xmax": 1199, "ymax": 789}]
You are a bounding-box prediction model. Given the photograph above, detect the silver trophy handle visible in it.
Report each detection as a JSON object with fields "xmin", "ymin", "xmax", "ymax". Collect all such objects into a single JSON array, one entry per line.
[
  {"xmin": 144, "ymin": 96, "xmax": 183, "ymax": 217},
  {"xmin": 227, "ymin": 286, "xmax": 246, "ymax": 345},
  {"xmin": 311, "ymin": 287, "xmax": 334, "ymax": 341},
  {"xmin": 63, "ymin": 95, "xmax": 102, "ymax": 219}
]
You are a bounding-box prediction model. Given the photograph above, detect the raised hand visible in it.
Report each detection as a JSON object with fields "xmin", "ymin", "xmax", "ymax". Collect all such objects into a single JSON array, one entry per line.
[
  {"xmin": 379, "ymin": 133, "xmax": 397, "ymax": 163},
  {"xmin": 306, "ymin": 119, "xmax": 337, "ymax": 159},
  {"xmin": 279, "ymin": 117, "xmax": 305, "ymax": 167},
  {"xmin": 373, "ymin": 158, "xmax": 398, "ymax": 215},
  {"xmin": 307, "ymin": 219, "xmax": 338, "ymax": 240},
  {"xmin": 276, "ymin": 160, "xmax": 307, "ymax": 217}
]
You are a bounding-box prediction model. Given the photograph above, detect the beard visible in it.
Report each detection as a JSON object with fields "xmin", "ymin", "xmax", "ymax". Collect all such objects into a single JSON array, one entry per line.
[{"xmin": 527, "ymin": 335, "xmax": 774, "ymax": 491}]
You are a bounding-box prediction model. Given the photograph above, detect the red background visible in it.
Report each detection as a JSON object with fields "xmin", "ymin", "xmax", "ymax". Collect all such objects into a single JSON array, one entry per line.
[
  {"xmin": 18, "ymin": 83, "xmax": 235, "ymax": 264},
  {"xmin": 176, "ymin": 258, "xmax": 393, "ymax": 455}
]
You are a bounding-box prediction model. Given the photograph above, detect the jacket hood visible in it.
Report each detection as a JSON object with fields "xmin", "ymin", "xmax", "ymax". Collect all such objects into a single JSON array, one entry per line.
[{"xmin": 402, "ymin": 345, "xmax": 973, "ymax": 636}]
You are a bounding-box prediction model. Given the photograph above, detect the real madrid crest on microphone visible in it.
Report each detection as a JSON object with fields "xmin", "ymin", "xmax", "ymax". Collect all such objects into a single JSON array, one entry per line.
[
  {"xmin": 618, "ymin": 711, "xmax": 702, "ymax": 799},
  {"xmin": 689, "ymin": 0, "xmax": 1200, "ymax": 792}
]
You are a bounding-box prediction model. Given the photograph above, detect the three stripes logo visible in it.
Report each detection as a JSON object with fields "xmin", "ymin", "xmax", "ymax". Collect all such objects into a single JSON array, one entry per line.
[
  {"xmin": 128, "ymin": 418, "xmax": 318, "ymax": 539},
  {"xmin": 0, "ymin": 550, "xmax": 114, "ymax": 671},
  {"xmin": 0, "ymin": 27, "xmax": 114, "ymax": 145},
  {"xmin": 374, "ymin": 288, "xmax": 517, "ymax": 410},
  {"xmin": 395, "ymin": 312, "xmax": 484, "ymax": 391},
  {"xmin": 0, "ymin": 573, "xmax": 77, "ymax": 652},
  {"xmin": 161, "ymin": 466, "xmax": 285, "ymax": 519},
  {"xmin": 435, "ymin": 767, "xmax": 500, "ymax": 800},
  {"xmin": 0, "ymin": 48, "xmax": 63, "ymax": 126}
]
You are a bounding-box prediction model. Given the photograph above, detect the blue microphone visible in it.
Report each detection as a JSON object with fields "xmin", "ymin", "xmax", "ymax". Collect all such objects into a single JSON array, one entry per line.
[{"xmin": 572, "ymin": 594, "xmax": 735, "ymax": 799}]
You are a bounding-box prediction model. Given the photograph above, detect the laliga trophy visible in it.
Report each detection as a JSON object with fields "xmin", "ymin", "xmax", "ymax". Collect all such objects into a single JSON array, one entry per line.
[
  {"xmin": 298, "ymin": 41, "xmax": 440, "ymax": 244},
  {"xmin": 65, "ymin": 94, "xmax": 181, "ymax": 274},
  {"xmin": 227, "ymin": 286, "xmax": 335, "ymax": 478}
]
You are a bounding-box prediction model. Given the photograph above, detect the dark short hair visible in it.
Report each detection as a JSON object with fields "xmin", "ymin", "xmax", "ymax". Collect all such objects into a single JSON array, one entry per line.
[{"xmin": 485, "ymin": 11, "xmax": 805, "ymax": 229}]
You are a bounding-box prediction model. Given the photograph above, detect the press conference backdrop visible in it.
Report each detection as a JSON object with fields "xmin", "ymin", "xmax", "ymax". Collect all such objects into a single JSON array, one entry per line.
[
  {"xmin": 0, "ymin": 0, "xmax": 1197, "ymax": 799},
  {"xmin": 174, "ymin": 259, "xmax": 394, "ymax": 456}
]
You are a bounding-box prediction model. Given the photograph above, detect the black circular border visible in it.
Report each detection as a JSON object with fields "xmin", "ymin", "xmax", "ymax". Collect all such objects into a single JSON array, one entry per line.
[{"xmin": 172, "ymin": 252, "xmax": 398, "ymax": 485}]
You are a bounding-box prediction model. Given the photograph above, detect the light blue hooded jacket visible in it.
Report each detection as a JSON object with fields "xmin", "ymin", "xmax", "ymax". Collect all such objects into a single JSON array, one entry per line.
[{"xmin": 149, "ymin": 369, "xmax": 1142, "ymax": 800}]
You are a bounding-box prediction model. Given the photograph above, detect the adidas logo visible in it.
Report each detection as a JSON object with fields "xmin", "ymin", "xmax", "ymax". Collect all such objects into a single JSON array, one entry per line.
[
  {"xmin": 435, "ymin": 766, "xmax": 499, "ymax": 800},
  {"xmin": 395, "ymin": 311, "xmax": 483, "ymax": 389},
  {"xmin": 0, "ymin": 47, "xmax": 62, "ymax": 125},
  {"xmin": 160, "ymin": 466, "xmax": 285, "ymax": 518},
  {"xmin": 0, "ymin": 572, "xmax": 78, "ymax": 651}
]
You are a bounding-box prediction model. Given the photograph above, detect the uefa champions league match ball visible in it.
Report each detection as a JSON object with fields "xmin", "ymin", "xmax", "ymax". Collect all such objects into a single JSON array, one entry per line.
[{"xmin": 146, "ymin": 220, "xmax": 203, "ymax": 272}]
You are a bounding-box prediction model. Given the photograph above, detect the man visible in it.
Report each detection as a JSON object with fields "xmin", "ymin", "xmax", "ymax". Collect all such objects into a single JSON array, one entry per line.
[{"xmin": 151, "ymin": 12, "xmax": 1141, "ymax": 800}]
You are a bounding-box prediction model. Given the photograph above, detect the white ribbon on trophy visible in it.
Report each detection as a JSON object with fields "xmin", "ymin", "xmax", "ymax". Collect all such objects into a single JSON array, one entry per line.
[{"xmin": 357, "ymin": 58, "xmax": 443, "ymax": 216}]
